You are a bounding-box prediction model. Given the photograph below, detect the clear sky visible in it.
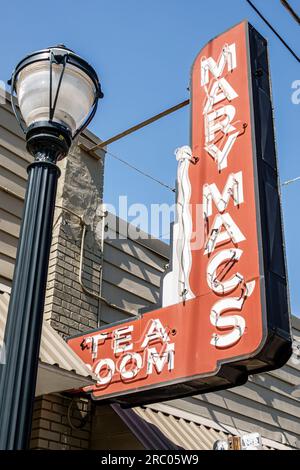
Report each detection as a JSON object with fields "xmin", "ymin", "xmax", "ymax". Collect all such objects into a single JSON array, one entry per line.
[{"xmin": 0, "ymin": 0, "xmax": 299, "ymax": 314}]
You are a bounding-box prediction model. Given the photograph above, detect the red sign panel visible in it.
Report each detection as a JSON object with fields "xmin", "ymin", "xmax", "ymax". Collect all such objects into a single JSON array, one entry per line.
[{"xmin": 68, "ymin": 21, "xmax": 291, "ymax": 406}]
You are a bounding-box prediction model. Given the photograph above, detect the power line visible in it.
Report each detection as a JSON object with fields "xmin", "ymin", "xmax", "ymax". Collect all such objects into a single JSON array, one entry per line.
[
  {"xmin": 245, "ymin": 0, "xmax": 300, "ymax": 63},
  {"xmin": 105, "ymin": 148, "xmax": 176, "ymax": 193},
  {"xmin": 282, "ymin": 175, "xmax": 300, "ymax": 186},
  {"xmin": 75, "ymin": 28, "xmax": 299, "ymax": 197},
  {"xmin": 78, "ymin": 1, "xmax": 299, "ymax": 196},
  {"xmin": 87, "ymin": 3, "xmax": 298, "ymax": 156},
  {"xmin": 280, "ymin": 0, "xmax": 300, "ymax": 25},
  {"xmin": 106, "ymin": 143, "xmax": 299, "ymax": 193},
  {"xmin": 105, "ymin": 146, "xmax": 300, "ymax": 193},
  {"xmin": 93, "ymin": 133, "xmax": 300, "ymax": 194}
]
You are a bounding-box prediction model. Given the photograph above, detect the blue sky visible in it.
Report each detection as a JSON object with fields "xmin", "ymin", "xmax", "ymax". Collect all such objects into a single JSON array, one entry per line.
[{"xmin": 0, "ymin": 0, "xmax": 299, "ymax": 314}]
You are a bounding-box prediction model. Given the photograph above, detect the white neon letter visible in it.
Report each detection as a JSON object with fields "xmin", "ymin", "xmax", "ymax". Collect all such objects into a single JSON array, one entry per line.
[
  {"xmin": 204, "ymin": 105, "xmax": 239, "ymax": 170},
  {"xmin": 147, "ymin": 343, "xmax": 175, "ymax": 375},
  {"xmin": 210, "ymin": 281, "xmax": 255, "ymax": 348},
  {"xmin": 203, "ymin": 78, "xmax": 239, "ymax": 114},
  {"xmin": 210, "ymin": 297, "xmax": 246, "ymax": 348},
  {"xmin": 113, "ymin": 325, "xmax": 133, "ymax": 355},
  {"xmin": 94, "ymin": 358, "xmax": 115, "ymax": 385},
  {"xmin": 141, "ymin": 319, "xmax": 169, "ymax": 349},
  {"xmin": 84, "ymin": 333, "xmax": 109, "ymax": 360},
  {"xmin": 203, "ymin": 171, "xmax": 244, "ymax": 218},
  {"xmin": 206, "ymin": 248, "xmax": 244, "ymax": 294},
  {"xmin": 119, "ymin": 352, "xmax": 143, "ymax": 380},
  {"xmin": 205, "ymin": 105, "xmax": 236, "ymax": 143},
  {"xmin": 204, "ymin": 213, "xmax": 245, "ymax": 255},
  {"xmin": 201, "ymin": 43, "xmax": 237, "ymax": 86}
]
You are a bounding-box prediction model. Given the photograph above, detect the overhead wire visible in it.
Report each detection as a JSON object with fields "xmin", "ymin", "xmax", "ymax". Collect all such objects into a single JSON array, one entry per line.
[
  {"xmin": 84, "ymin": 1, "xmax": 300, "ymax": 195},
  {"xmin": 282, "ymin": 175, "xmax": 300, "ymax": 186},
  {"xmin": 104, "ymin": 148, "xmax": 176, "ymax": 193},
  {"xmin": 105, "ymin": 143, "xmax": 300, "ymax": 192},
  {"xmin": 105, "ymin": 145, "xmax": 300, "ymax": 193},
  {"xmin": 245, "ymin": 0, "xmax": 300, "ymax": 62},
  {"xmin": 280, "ymin": 0, "xmax": 300, "ymax": 25}
]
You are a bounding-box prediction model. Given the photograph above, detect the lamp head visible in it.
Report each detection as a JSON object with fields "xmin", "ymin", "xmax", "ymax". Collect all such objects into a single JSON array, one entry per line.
[{"xmin": 9, "ymin": 45, "xmax": 103, "ymax": 159}]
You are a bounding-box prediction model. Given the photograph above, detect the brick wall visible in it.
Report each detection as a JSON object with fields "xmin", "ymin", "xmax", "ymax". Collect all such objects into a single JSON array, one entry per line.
[
  {"xmin": 30, "ymin": 394, "xmax": 91, "ymax": 450},
  {"xmin": 43, "ymin": 142, "xmax": 105, "ymax": 337},
  {"xmin": 44, "ymin": 222, "xmax": 102, "ymax": 337}
]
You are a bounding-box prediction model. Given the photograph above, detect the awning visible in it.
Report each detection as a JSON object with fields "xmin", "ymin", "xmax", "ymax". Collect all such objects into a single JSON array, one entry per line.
[
  {"xmin": 0, "ymin": 292, "xmax": 96, "ymax": 396},
  {"xmin": 112, "ymin": 403, "xmax": 292, "ymax": 450}
]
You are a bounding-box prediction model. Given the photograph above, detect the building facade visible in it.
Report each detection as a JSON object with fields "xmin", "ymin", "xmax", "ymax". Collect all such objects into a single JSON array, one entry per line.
[{"xmin": 0, "ymin": 93, "xmax": 299, "ymax": 450}]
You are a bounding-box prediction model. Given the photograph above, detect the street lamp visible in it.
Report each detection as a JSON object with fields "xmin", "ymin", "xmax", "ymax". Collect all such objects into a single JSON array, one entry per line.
[{"xmin": 0, "ymin": 45, "xmax": 103, "ymax": 449}]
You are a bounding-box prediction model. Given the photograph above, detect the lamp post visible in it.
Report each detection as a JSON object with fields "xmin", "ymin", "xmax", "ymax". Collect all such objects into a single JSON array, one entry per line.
[{"xmin": 0, "ymin": 45, "xmax": 103, "ymax": 449}]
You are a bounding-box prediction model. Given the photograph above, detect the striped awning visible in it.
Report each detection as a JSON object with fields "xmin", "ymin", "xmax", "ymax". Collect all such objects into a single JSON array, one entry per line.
[
  {"xmin": 133, "ymin": 407, "xmax": 229, "ymax": 450},
  {"xmin": 112, "ymin": 402, "xmax": 292, "ymax": 450},
  {"xmin": 0, "ymin": 292, "xmax": 96, "ymax": 396}
]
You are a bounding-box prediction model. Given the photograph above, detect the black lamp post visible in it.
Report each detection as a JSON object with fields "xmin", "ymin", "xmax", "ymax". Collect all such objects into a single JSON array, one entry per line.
[{"xmin": 0, "ymin": 45, "xmax": 103, "ymax": 449}]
